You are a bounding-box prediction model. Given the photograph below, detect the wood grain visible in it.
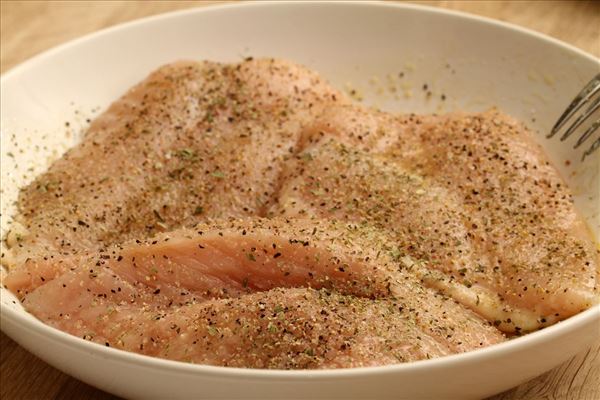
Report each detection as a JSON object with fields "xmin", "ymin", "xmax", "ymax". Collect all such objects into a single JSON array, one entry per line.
[{"xmin": 1, "ymin": 1, "xmax": 599, "ymax": 399}]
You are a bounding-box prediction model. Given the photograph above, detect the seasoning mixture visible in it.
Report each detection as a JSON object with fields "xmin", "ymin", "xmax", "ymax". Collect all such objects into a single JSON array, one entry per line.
[{"xmin": 2, "ymin": 59, "xmax": 598, "ymax": 369}]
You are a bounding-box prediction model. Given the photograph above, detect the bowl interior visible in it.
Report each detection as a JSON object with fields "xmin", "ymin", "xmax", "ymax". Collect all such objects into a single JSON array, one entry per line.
[{"xmin": 1, "ymin": 0, "xmax": 598, "ymax": 384}]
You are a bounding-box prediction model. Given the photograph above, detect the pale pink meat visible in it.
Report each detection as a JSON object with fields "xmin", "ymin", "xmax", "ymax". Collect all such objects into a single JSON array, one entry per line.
[
  {"xmin": 4, "ymin": 58, "xmax": 344, "ymax": 266},
  {"xmin": 16, "ymin": 218, "xmax": 505, "ymax": 367},
  {"xmin": 287, "ymin": 104, "xmax": 599, "ymax": 331},
  {"xmin": 3, "ymin": 59, "xmax": 597, "ymax": 369}
]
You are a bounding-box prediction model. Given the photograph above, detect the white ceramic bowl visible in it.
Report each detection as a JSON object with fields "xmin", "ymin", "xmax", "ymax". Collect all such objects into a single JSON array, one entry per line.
[{"xmin": 1, "ymin": 2, "xmax": 599, "ymax": 399}]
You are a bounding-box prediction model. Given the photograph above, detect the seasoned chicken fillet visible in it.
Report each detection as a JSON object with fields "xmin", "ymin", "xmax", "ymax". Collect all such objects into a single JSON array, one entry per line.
[
  {"xmin": 8, "ymin": 218, "xmax": 505, "ymax": 367},
  {"xmin": 2, "ymin": 59, "xmax": 597, "ymax": 369},
  {"xmin": 289, "ymin": 105, "xmax": 599, "ymax": 332},
  {"xmin": 5, "ymin": 58, "xmax": 344, "ymax": 266}
]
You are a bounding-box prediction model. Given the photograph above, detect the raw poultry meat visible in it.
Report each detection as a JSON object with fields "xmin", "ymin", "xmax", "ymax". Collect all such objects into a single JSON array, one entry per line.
[{"xmin": 3, "ymin": 59, "xmax": 597, "ymax": 369}]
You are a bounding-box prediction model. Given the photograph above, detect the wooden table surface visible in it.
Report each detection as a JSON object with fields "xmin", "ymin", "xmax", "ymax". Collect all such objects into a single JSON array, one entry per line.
[{"xmin": 1, "ymin": 1, "xmax": 599, "ymax": 399}]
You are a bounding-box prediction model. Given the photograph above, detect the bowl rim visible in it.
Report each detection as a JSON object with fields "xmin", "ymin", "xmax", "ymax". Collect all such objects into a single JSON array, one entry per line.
[
  {"xmin": 3, "ymin": 302, "xmax": 598, "ymax": 378},
  {"xmin": 1, "ymin": 0, "xmax": 598, "ymax": 83},
  {"xmin": 1, "ymin": 0, "xmax": 599, "ymax": 379}
]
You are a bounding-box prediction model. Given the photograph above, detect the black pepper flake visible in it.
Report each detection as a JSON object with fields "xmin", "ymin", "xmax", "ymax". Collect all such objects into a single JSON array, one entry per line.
[{"xmin": 153, "ymin": 210, "xmax": 165, "ymax": 222}]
